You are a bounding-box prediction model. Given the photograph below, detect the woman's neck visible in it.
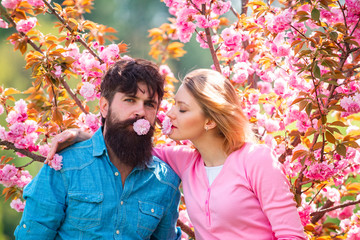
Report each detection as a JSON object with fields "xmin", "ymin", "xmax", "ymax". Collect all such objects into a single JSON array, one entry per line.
[{"xmin": 192, "ymin": 135, "xmax": 228, "ymax": 167}]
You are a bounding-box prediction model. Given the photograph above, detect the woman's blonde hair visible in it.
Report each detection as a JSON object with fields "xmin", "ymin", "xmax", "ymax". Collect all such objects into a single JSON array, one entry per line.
[{"xmin": 183, "ymin": 69, "xmax": 255, "ymax": 154}]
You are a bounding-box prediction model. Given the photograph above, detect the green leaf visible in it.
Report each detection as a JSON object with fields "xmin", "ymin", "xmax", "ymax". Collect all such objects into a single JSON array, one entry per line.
[
  {"xmin": 343, "ymin": 141, "xmax": 360, "ymax": 148},
  {"xmin": 313, "ymin": 64, "xmax": 321, "ymax": 79},
  {"xmin": 330, "ymin": 121, "xmax": 347, "ymax": 127},
  {"xmin": 325, "ymin": 131, "xmax": 336, "ymax": 144},
  {"xmin": 305, "ymin": 102, "xmax": 313, "ymax": 116},
  {"xmin": 335, "ymin": 144, "xmax": 347, "ymax": 157},
  {"xmin": 329, "ymin": 31, "xmax": 338, "ymax": 41},
  {"xmin": 311, "ymin": 8, "xmax": 320, "ymax": 21}
]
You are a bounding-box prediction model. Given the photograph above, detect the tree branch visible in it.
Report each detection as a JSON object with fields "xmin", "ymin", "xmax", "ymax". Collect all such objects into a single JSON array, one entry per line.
[
  {"xmin": 42, "ymin": 0, "xmax": 103, "ymax": 64},
  {"xmin": 0, "ymin": 140, "xmax": 46, "ymax": 163},
  {"xmin": 1, "ymin": 4, "xmax": 91, "ymax": 115},
  {"xmin": 310, "ymin": 199, "xmax": 334, "ymax": 224},
  {"xmin": 241, "ymin": 0, "xmax": 249, "ymax": 15},
  {"xmin": 202, "ymin": 5, "xmax": 221, "ymax": 73},
  {"xmin": 177, "ymin": 219, "xmax": 195, "ymax": 239},
  {"xmin": 60, "ymin": 78, "xmax": 88, "ymax": 114},
  {"xmin": 310, "ymin": 199, "xmax": 360, "ymax": 223}
]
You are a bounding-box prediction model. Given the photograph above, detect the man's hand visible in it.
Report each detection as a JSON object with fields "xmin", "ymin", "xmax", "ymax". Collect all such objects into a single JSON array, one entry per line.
[{"xmin": 46, "ymin": 129, "xmax": 91, "ymax": 163}]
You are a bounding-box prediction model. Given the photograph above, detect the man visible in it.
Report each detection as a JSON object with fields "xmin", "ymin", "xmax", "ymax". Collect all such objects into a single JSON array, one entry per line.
[{"xmin": 15, "ymin": 59, "xmax": 182, "ymax": 239}]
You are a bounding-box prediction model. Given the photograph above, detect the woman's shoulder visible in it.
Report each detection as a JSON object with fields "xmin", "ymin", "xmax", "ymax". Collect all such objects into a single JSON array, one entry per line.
[
  {"xmin": 231, "ymin": 142, "xmax": 275, "ymax": 167},
  {"xmin": 234, "ymin": 142, "xmax": 272, "ymax": 157}
]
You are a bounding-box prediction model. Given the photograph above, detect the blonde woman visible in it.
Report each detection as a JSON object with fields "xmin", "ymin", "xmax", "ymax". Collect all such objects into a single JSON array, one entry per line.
[{"xmin": 49, "ymin": 69, "xmax": 306, "ymax": 239}]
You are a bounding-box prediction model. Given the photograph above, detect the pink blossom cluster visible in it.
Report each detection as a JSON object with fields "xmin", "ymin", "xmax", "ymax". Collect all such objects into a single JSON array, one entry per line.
[
  {"xmin": 16, "ymin": 17, "xmax": 37, "ymax": 33},
  {"xmin": 0, "ymin": 164, "xmax": 32, "ymax": 188},
  {"xmin": 1, "ymin": 0, "xmax": 22, "ymax": 9},
  {"xmin": 80, "ymin": 82, "xmax": 97, "ymax": 101},
  {"xmin": 161, "ymin": 116, "xmax": 173, "ymax": 135},
  {"xmin": 47, "ymin": 154, "xmax": 63, "ymax": 171},
  {"xmin": 76, "ymin": 113, "xmax": 101, "ymax": 134},
  {"xmin": 1, "ymin": 99, "xmax": 40, "ymax": 151},
  {"xmin": 10, "ymin": 198, "xmax": 25, "ymax": 212},
  {"xmin": 221, "ymin": 27, "xmax": 248, "ymax": 52},
  {"xmin": 266, "ymin": 9, "xmax": 293, "ymax": 33},
  {"xmin": 27, "ymin": 0, "xmax": 45, "ymax": 7},
  {"xmin": 98, "ymin": 44, "xmax": 120, "ymax": 65},
  {"xmin": 0, "ymin": 18, "xmax": 8, "ymax": 28},
  {"xmin": 345, "ymin": 0, "xmax": 360, "ymax": 16},
  {"xmin": 340, "ymin": 210, "xmax": 360, "ymax": 239},
  {"xmin": 133, "ymin": 119, "xmax": 151, "ymax": 135},
  {"xmin": 298, "ymin": 205, "xmax": 312, "ymax": 226},
  {"xmin": 232, "ymin": 62, "xmax": 253, "ymax": 84},
  {"xmin": 163, "ymin": 1, "xmax": 231, "ymax": 43},
  {"xmin": 304, "ymin": 161, "xmax": 338, "ymax": 181},
  {"xmin": 340, "ymin": 93, "xmax": 360, "ymax": 116}
]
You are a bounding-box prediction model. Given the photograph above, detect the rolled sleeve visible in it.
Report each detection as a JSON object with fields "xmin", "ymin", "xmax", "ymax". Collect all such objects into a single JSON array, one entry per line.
[{"xmin": 15, "ymin": 164, "xmax": 67, "ymax": 240}]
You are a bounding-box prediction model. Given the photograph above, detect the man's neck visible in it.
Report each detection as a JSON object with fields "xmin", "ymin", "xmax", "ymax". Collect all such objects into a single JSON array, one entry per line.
[{"xmin": 107, "ymin": 147, "xmax": 134, "ymax": 187}]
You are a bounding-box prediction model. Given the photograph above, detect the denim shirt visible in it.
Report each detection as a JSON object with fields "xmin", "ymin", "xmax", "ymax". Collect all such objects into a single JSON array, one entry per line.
[{"xmin": 15, "ymin": 128, "xmax": 181, "ymax": 240}]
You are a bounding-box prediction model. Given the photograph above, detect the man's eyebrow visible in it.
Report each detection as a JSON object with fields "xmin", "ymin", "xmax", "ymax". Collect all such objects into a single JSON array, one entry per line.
[{"xmin": 146, "ymin": 99, "xmax": 158, "ymax": 105}]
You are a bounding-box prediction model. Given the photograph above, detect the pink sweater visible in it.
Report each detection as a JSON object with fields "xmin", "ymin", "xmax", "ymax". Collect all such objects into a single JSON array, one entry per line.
[{"xmin": 153, "ymin": 143, "xmax": 307, "ymax": 240}]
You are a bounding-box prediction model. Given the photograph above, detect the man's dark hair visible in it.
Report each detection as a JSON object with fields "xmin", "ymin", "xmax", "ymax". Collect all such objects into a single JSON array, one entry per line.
[{"xmin": 100, "ymin": 58, "xmax": 164, "ymax": 124}]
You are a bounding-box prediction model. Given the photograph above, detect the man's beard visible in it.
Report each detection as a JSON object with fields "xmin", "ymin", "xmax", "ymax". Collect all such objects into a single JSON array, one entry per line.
[{"xmin": 104, "ymin": 110, "xmax": 154, "ymax": 168}]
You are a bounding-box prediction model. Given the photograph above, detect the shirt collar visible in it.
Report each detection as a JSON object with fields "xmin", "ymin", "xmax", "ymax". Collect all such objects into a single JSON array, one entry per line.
[
  {"xmin": 91, "ymin": 127, "xmax": 157, "ymax": 169},
  {"xmin": 92, "ymin": 127, "xmax": 107, "ymax": 157}
]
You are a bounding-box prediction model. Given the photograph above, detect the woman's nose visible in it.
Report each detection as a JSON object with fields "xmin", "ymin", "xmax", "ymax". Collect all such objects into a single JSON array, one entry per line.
[{"xmin": 166, "ymin": 106, "xmax": 175, "ymax": 119}]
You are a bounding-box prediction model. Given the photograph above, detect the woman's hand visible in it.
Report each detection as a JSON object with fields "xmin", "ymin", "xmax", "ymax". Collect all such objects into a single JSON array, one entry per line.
[{"xmin": 45, "ymin": 129, "xmax": 92, "ymax": 163}]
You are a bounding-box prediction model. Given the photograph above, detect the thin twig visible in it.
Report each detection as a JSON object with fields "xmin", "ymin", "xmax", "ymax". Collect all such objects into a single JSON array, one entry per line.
[{"xmin": 17, "ymin": 160, "xmax": 35, "ymax": 168}]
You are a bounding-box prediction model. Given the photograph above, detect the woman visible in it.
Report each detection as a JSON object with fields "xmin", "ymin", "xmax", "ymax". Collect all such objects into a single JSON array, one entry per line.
[{"xmin": 48, "ymin": 69, "xmax": 306, "ymax": 239}]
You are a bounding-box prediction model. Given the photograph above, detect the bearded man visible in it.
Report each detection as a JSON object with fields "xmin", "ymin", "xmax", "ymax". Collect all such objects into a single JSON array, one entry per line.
[{"xmin": 15, "ymin": 59, "xmax": 181, "ymax": 240}]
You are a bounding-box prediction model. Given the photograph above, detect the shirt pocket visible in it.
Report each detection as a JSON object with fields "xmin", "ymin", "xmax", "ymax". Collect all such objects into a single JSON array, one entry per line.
[
  {"xmin": 137, "ymin": 201, "xmax": 164, "ymax": 239},
  {"xmin": 68, "ymin": 192, "xmax": 104, "ymax": 231}
]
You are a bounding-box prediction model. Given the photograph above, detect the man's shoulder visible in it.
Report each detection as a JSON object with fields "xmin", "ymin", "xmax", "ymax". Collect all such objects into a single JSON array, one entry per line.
[
  {"xmin": 148, "ymin": 156, "xmax": 180, "ymax": 190},
  {"xmin": 58, "ymin": 139, "xmax": 95, "ymax": 171}
]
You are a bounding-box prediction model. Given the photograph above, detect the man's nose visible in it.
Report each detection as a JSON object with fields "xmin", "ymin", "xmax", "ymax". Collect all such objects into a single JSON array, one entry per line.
[{"xmin": 134, "ymin": 103, "xmax": 146, "ymax": 118}]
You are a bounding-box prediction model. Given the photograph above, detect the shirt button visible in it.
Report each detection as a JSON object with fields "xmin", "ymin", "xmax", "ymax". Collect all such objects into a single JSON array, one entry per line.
[
  {"xmin": 151, "ymin": 208, "xmax": 154, "ymax": 213},
  {"xmin": 115, "ymin": 172, "xmax": 119, "ymax": 176},
  {"xmin": 23, "ymin": 224, "xmax": 26, "ymax": 229},
  {"xmin": 116, "ymin": 230, "xmax": 120, "ymax": 234},
  {"xmin": 120, "ymin": 201, "xmax": 124, "ymax": 205}
]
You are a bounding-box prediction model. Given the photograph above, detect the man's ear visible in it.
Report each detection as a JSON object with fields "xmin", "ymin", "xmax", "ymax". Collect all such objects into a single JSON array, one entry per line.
[{"xmin": 100, "ymin": 97, "xmax": 109, "ymax": 118}]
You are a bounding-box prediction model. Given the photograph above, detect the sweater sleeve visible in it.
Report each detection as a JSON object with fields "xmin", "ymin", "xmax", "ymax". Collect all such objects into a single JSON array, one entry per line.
[
  {"xmin": 152, "ymin": 145, "xmax": 197, "ymax": 178},
  {"xmin": 246, "ymin": 145, "xmax": 307, "ymax": 240}
]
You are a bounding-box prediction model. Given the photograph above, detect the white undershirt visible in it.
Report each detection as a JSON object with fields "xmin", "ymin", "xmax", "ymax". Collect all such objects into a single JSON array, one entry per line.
[{"xmin": 204, "ymin": 165, "xmax": 223, "ymax": 186}]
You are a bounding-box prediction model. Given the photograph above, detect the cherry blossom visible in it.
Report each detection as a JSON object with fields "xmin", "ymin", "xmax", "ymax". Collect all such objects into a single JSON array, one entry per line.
[
  {"xmin": 10, "ymin": 198, "xmax": 25, "ymax": 212},
  {"xmin": 133, "ymin": 119, "xmax": 151, "ymax": 135},
  {"xmin": 16, "ymin": 17, "xmax": 37, "ymax": 33}
]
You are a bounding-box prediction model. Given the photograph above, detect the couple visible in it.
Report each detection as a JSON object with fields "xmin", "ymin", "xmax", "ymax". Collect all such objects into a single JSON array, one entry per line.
[{"xmin": 15, "ymin": 58, "xmax": 306, "ymax": 239}]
